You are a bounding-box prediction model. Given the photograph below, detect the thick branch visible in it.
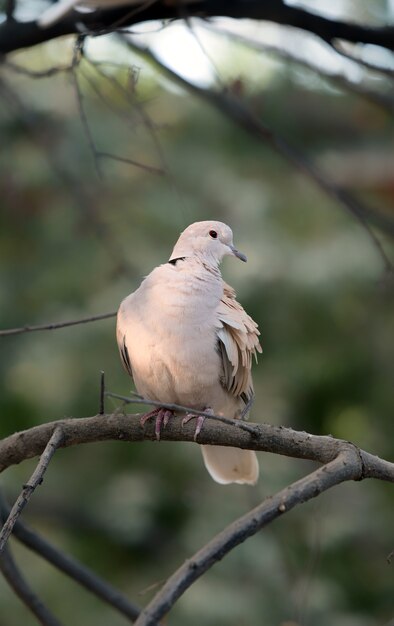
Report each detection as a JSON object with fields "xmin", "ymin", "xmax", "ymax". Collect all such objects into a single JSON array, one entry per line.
[
  {"xmin": 0, "ymin": 414, "xmax": 393, "ymax": 482},
  {"xmin": 0, "ymin": 0, "xmax": 394, "ymax": 55}
]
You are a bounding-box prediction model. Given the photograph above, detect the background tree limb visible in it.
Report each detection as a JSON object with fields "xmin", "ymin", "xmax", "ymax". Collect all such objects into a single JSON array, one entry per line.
[
  {"xmin": 1, "ymin": 0, "xmax": 394, "ymax": 55},
  {"xmin": 134, "ymin": 448, "xmax": 362, "ymax": 626}
]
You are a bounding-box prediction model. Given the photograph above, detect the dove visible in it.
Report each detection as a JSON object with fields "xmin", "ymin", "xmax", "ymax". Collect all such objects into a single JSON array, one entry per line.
[{"xmin": 116, "ymin": 221, "xmax": 262, "ymax": 485}]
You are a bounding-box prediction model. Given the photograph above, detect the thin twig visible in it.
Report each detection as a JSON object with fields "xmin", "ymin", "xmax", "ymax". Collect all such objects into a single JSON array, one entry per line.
[
  {"xmin": 0, "ymin": 427, "xmax": 64, "ymax": 555},
  {"xmin": 97, "ymin": 151, "xmax": 165, "ymax": 175},
  {"xmin": 99, "ymin": 371, "xmax": 105, "ymax": 415},
  {"xmin": 0, "ymin": 311, "xmax": 116, "ymax": 337},
  {"xmin": 75, "ymin": 64, "xmax": 166, "ymax": 175},
  {"xmin": 331, "ymin": 41, "xmax": 394, "ymax": 79},
  {"xmin": 0, "ymin": 496, "xmax": 141, "ymax": 623},
  {"xmin": 3, "ymin": 59, "xmax": 73, "ymax": 78},
  {"xmin": 104, "ymin": 391, "xmax": 259, "ymax": 434},
  {"xmin": 72, "ymin": 53, "xmax": 104, "ymax": 179},
  {"xmin": 125, "ymin": 40, "xmax": 393, "ymax": 273},
  {"xmin": 0, "ymin": 76, "xmax": 134, "ymax": 278},
  {"xmin": 0, "ymin": 545, "xmax": 63, "ymax": 626},
  {"xmin": 134, "ymin": 449, "xmax": 362, "ymax": 625},
  {"xmin": 87, "ymin": 53, "xmax": 189, "ymax": 214},
  {"xmin": 206, "ymin": 25, "xmax": 394, "ymax": 115}
]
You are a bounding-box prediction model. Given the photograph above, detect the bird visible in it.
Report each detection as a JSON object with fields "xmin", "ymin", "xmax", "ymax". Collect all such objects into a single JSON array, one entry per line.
[{"xmin": 116, "ymin": 220, "xmax": 262, "ymax": 485}]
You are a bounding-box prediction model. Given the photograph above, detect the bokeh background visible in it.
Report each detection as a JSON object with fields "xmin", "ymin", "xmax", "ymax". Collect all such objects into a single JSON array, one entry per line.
[{"xmin": 0, "ymin": 1, "xmax": 393, "ymax": 624}]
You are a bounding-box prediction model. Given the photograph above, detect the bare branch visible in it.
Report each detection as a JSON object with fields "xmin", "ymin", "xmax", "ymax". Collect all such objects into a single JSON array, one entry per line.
[
  {"xmin": 105, "ymin": 391, "xmax": 259, "ymax": 434},
  {"xmin": 0, "ymin": 414, "xmax": 393, "ymax": 482},
  {"xmin": 125, "ymin": 40, "xmax": 394, "ymax": 273},
  {"xmin": 0, "ymin": 427, "xmax": 64, "ymax": 554},
  {"xmin": 3, "ymin": 59, "xmax": 73, "ymax": 78},
  {"xmin": 206, "ymin": 25, "xmax": 394, "ymax": 115},
  {"xmin": 84, "ymin": 57, "xmax": 177, "ymax": 189},
  {"xmin": 331, "ymin": 41, "xmax": 394, "ymax": 79},
  {"xmin": 99, "ymin": 371, "xmax": 106, "ymax": 415},
  {"xmin": 0, "ymin": 496, "xmax": 141, "ymax": 623},
  {"xmin": 0, "ymin": 311, "xmax": 116, "ymax": 337},
  {"xmin": 0, "ymin": 545, "xmax": 63, "ymax": 626},
  {"xmin": 1, "ymin": 1, "xmax": 394, "ymax": 56},
  {"xmin": 97, "ymin": 151, "xmax": 165, "ymax": 175},
  {"xmin": 134, "ymin": 449, "xmax": 362, "ymax": 625},
  {"xmin": 71, "ymin": 38, "xmax": 104, "ymax": 179}
]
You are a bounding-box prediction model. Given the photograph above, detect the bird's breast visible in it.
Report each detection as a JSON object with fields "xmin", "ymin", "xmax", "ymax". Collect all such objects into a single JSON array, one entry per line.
[{"xmin": 118, "ymin": 266, "xmax": 224, "ymax": 407}]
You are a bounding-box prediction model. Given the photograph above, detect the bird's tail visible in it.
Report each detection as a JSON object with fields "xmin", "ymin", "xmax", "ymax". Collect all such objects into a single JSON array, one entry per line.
[{"xmin": 201, "ymin": 445, "xmax": 259, "ymax": 485}]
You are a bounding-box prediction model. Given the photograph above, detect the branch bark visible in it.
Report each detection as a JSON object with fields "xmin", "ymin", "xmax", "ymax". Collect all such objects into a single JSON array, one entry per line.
[
  {"xmin": 0, "ymin": 413, "xmax": 392, "ymax": 624},
  {"xmin": 0, "ymin": 413, "xmax": 393, "ymax": 482},
  {"xmin": 0, "ymin": 427, "xmax": 64, "ymax": 554},
  {"xmin": 1, "ymin": 0, "xmax": 394, "ymax": 55}
]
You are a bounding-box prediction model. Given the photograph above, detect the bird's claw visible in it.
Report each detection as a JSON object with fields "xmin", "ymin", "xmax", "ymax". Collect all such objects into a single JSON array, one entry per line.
[
  {"xmin": 182, "ymin": 408, "xmax": 213, "ymax": 441},
  {"xmin": 140, "ymin": 407, "xmax": 174, "ymax": 441}
]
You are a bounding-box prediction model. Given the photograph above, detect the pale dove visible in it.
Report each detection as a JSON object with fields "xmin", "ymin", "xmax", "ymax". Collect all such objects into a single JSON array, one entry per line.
[{"xmin": 116, "ymin": 221, "xmax": 262, "ymax": 485}]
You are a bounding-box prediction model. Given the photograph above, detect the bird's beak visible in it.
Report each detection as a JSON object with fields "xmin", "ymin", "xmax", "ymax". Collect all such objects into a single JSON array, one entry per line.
[{"xmin": 230, "ymin": 245, "xmax": 247, "ymax": 262}]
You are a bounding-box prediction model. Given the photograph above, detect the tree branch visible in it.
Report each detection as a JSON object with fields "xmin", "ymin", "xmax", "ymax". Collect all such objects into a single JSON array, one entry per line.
[
  {"xmin": 125, "ymin": 40, "xmax": 394, "ymax": 272},
  {"xmin": 134, "ymin": 448, "xmax": 362, "ymax": 626},
  {"xmin": 0, "ymin": 496, "xmax": 142, "ymax": 623},
  {"xmin": 0, "ymin": 545, "xmax": 63, "ymax": 626},
  {"xmin": 0, "ymin": 413, "xmax": 393, "ymax": 482},
  {"xmin": 0, "ymin": 311, "xmax": 116, "ymax": 337},
  {"xmin": 0, "ymin": 427, "xmax": 64, "ymax": 554},
  {"xmin": 206, "ymin": 24, "xmax": 394, "ymax": 115},
  {"xmin": 1, "ymin": 1, "xmax": 394, "ymax": 55}
]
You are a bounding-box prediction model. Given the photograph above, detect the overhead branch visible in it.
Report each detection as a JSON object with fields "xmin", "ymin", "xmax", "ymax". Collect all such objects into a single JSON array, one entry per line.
[
  {"xmin": 0, "ymin": 0, "xmax": 394, "ymax": 56},
  {"xmin": 126, "ymin": 41, "xmax": 394, "ymax": 272}
]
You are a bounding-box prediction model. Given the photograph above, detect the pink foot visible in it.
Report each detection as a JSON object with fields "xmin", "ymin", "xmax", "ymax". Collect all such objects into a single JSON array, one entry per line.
[
  {"xmin": 182, "ymin": 408, "xmax": 213, "ymax": 441},
  {"xmin": 140, "ymin": 407, "xmax": 174, "ymax": 441}
]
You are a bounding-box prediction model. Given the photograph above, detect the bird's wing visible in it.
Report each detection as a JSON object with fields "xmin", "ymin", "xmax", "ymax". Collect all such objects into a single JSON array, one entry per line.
[
  {"xmin": 216, "ymin": 282, "xmax": 262, "ymax": 406},
  {"xmin": 116, "ymin": 306, "xmax": 133, "ymax": 377}
]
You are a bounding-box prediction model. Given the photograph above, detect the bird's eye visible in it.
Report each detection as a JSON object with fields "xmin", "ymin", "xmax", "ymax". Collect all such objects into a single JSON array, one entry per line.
[{"xmin": 209, "ymin": 230, "xmax": 218, "ymax": 239}]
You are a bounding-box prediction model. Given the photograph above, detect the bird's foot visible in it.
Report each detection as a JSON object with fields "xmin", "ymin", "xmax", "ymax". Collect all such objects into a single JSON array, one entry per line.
[
  {"xmin": 182, "ymin": 408, "xmax": 213, "ymax": 442},
  {"xmin": 140, "ymin": 407, "xmax": 174, "ymax": 441}
]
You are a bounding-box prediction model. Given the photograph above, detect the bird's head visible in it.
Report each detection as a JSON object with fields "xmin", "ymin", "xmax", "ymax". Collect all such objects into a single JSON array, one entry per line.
[{"xmin": 169, "ymin": 221, "xmax": 247, "ymax": 267}]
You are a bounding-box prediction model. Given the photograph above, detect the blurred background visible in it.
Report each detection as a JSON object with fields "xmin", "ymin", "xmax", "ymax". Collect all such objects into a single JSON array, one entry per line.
[{"xmin": 0, "ymin": 1, "xmax": 393, "ymax": 624}]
